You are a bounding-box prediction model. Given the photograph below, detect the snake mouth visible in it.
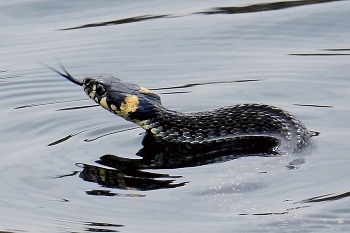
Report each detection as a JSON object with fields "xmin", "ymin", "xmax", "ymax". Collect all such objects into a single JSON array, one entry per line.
[{"xmin": 46, "ymin": 63, "xmax": 83, "ymax": 86}]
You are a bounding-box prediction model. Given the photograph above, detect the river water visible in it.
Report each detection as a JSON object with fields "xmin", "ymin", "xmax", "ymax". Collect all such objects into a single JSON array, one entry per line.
[{"xmin": 0, "ymin": 0, "xmax": 350, "ymax": 232}]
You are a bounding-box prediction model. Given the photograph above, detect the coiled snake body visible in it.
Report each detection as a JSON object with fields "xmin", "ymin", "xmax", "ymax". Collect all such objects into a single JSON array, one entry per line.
[{"xmin": 51, "ymin": 66, "xmax": 318, "ymax": 152}]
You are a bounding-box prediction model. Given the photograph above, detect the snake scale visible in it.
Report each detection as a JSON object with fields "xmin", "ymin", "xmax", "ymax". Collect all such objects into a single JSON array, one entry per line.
[{"xmin": 50, "ymin": 65, "xmax": 318, "ymax": 152}]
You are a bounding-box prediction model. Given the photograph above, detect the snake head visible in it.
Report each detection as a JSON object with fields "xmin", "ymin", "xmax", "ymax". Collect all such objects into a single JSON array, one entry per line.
[
  {"xmin": 49, "ymin": 63, "xmax": 162, "ymax": 125},
  {"xmin": 82, "ymin": 76, "xmax": 162, "ymax": 122}
]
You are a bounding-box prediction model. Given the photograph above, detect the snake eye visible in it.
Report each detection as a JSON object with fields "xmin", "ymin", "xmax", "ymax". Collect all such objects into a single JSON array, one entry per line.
[{"xmin": 96, "ymin": 83, "xmax": 106, "ymax": 96}]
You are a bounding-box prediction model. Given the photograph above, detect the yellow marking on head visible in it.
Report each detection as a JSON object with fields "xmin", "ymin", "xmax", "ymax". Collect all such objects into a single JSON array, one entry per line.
[
  {"xmin": 100, "ymin": 97, "xmax": 109, "ymax": 110},
  {"xmin": 110, "ymin": 104, "xmax": 117, "ymax": 111},
  {"xmin": 92, "ymin": 85, "xmax": 96, "ymax": 91},
  {"xmin": 125, "ymin": 95, "xmax": 138, "ymax": 104},
  {"xmin": 139, "ymin": 87, "xmax": 152, "ymax": 94},
  {"xmin": 119, "ymin": 95, "xmax": 139, "ymax": 116},
  {"xmin": 89, "ymin": 91, "xmax": 95, "ymax": 99}
]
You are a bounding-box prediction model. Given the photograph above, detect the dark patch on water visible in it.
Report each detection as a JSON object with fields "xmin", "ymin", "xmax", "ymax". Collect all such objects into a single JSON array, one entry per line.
[
  {"xmin": 301, "ymin": 190, "xmax": 350, "ymax": 203},
  {"xmin": 323, "ymin": 48, "xmax": 350, "ymax": 51},
  {"xmin": 150, "ymin": 79, "xmax": 261, "ymax": 91},
  {"xmin": 58, "ymin": 0, "xmax": 344, "ymax": 31},
  {"xmin": 59, "ymin": 15, "xmax": 170, "ymax": 31},
  {"xmin": 289, "ymin": 47, "xmax": 350, "ymax": 56},
  {"xmin": 14, "ymin": 98, "xmax": 87, "ymax": 109},
  {"xmin": 48, "ymin": 123, "xmax": 137, "ymax": 146},
  {"xmin": 199, "ymin": 0, "xmax": 345, "ymax": 14},
  {"xmin": 57, "ymin": 104, "xmax": 99, "ymax": 111},
  {"xmin": 294, "ymin": 104, "xmax": 334, "ymax": 108},
  {"xmin": 290, "ymin": 53, "xmax": 350, "ymax": 56},
  {"xmin": 85, "ymin": 190, "xmax": 146, "ymax": 198}
]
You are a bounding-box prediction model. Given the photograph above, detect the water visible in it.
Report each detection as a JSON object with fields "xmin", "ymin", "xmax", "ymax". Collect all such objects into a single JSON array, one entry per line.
[{"xmin": 0, "ymin": 0, "xmax": 350, "ymax": 232}]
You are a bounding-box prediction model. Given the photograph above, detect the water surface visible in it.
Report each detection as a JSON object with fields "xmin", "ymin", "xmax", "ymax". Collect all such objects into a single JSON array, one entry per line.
[{"xmin": 0, "ymin": 0, "xmax": 350, "ymax": 232}]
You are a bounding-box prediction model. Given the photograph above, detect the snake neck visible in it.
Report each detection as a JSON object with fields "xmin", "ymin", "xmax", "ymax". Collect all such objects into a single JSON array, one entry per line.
[{"xmin": 132, "ymin": 103, "xmax": 313, "ymax": 151}]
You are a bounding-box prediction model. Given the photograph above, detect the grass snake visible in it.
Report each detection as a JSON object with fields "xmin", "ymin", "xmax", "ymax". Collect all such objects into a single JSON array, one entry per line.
[{"xmin": 50, "ymin": 65, "xmax": 318, "ymax": 153}]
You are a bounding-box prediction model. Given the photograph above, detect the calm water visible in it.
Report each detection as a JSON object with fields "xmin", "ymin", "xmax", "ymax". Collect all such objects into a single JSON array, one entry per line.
[{"xmin": 1, "ymin": 0, "xmax": 350, "ymax": 232}]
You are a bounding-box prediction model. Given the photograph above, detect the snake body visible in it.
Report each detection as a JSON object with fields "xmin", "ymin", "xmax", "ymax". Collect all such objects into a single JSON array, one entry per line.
[{"xmin": 51, "ymin": 66, "xmax": 318, "ymax": 152}]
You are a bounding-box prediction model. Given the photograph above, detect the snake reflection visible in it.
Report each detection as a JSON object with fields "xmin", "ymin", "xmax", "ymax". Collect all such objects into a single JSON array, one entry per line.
[{"xmin": 78, "ymin": 133, "xmax": 279, "ymax": 192}]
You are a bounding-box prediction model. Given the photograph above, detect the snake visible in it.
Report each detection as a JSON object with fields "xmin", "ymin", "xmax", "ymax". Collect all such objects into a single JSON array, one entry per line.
[{"xmin": 49, "ymin": 65, "xmax": 318, "ymax": 152}]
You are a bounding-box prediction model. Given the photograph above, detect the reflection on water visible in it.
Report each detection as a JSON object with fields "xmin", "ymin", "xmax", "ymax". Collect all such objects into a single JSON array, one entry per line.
[
  {"xmin": 51, "ymin": 219, "xmax": 124, "ymax": 233},
  {"xmin": 85, "ymin": 189, "xmax": 146, "ymax": 197},
  {"xmin": 84, "ymin": 221, "xmax": 124, "ymax": 232},
  {"xmin": 78, "ymin": 133, "xmax": 279, "ymax": 192},
  {"xmin": 80, "ymin": 163, "xmax": 186, "ymax": 192}
]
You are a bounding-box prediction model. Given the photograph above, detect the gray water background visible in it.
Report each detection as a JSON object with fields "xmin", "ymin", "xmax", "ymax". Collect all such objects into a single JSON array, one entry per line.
[{"xmin": 0, "ymin": 0, "xmax": 350, "ymax": 232}]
